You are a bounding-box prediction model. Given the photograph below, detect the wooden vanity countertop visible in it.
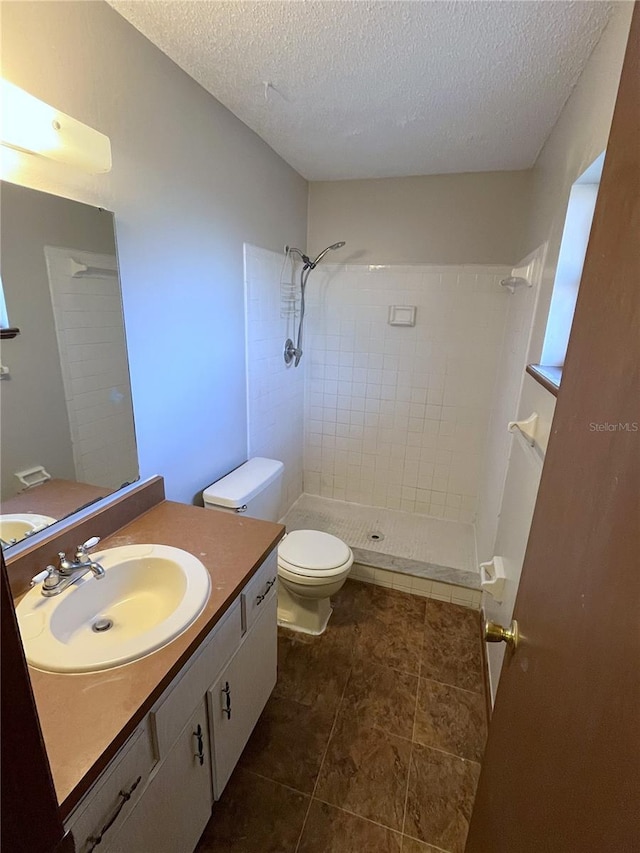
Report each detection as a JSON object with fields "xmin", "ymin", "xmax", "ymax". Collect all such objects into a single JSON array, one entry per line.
[{"xmin": 26, "ymin": 500, "xmax": 284, "ymax": 819}]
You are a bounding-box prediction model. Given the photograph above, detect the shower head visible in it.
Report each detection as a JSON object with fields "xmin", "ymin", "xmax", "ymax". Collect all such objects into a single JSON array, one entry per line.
[
  {"xmin": 286, "ymin": 241, "xmax": 346, "ymax": 269},
  {"xmin": 310, "ymin": 241, "xmax": 346, "ymax": 268}
]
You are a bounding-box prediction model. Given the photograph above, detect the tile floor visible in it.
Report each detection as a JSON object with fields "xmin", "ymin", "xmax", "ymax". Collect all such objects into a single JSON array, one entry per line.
[{"xmin": 196, "ymin": 579, "xmax": 487, "ymax": 853}]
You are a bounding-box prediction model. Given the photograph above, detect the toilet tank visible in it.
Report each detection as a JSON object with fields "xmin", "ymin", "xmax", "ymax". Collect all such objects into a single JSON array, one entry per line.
[{"xmin": 202, "ymin": 457, "xmax": 284, "ymax": 522}]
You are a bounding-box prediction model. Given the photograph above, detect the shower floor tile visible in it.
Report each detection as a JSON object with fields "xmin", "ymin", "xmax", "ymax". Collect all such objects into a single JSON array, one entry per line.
[{"xmin": 283, "ymin": 494, "xmax": 478, "ymax": 587}]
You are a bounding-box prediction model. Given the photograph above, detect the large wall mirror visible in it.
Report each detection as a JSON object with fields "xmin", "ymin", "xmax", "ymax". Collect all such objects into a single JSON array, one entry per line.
[{"xmin": 0, "ymin": 182, "xmax": 139, "ymax": 550}]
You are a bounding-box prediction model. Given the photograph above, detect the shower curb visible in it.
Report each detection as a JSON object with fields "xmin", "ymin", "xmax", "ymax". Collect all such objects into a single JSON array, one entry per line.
[{"xmin": 351, "ymin": 546, "xmax": 481, "ymax": 590}]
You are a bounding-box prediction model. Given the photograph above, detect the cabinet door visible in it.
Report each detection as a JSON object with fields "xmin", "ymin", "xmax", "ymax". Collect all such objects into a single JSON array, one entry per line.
[
  {"xmin": 209, "ymin": 591, "xmax": 277, "ymax": 798},
  {"xmin": 108, "ymin": 700, "xmax": 212, "ymax": 853},
  {"xmin": 67, "ymin": 723, "xmax": 156, "ymax": 853}
]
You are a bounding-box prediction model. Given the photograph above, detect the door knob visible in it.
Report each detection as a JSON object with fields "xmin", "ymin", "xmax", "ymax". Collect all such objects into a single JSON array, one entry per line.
[{"xmin": 484, "ymin": 619, "xmax": 519, "ymax": 647}]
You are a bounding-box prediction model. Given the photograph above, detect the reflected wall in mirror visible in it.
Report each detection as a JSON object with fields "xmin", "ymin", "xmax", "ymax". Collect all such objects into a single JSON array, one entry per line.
[{"xmin": 0, "ymin": 182, "xmax": 139, "ymax": 548}]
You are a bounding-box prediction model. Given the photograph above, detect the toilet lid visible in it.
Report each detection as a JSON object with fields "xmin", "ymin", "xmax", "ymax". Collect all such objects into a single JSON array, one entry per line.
[{"xmin": 278, "ymin": 530, "xmax": 351, "ymax": 571}]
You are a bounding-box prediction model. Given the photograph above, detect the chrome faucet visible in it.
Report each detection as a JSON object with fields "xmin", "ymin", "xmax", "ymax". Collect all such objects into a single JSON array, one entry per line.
[{"xmin": 33, "ymin": 536, "xmax": 105, "ymax": 597}]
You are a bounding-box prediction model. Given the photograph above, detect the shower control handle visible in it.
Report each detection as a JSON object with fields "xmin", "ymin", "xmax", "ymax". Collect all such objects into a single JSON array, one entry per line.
[{"xmin": 284, "ymin": 338, "xmax": 301, "ymax": 366}]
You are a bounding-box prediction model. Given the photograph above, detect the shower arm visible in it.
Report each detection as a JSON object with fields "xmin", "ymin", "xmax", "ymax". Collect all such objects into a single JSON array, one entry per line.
[{"xmin": 287, "ymin": 246, "xmax": 311, "ymax": 268}]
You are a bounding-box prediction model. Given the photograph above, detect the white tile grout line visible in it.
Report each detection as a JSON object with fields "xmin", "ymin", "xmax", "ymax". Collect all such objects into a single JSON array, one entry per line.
[
  {"xmin": 287, "ymin": 590, "xmax": 483, "ymax": 850},
  {"xmin": 351, "ymin": 568, "xmax": 481, "ymax": 610},
  {"xmin": 293, "ymin": 658, "xmax": 354, "ymax": 853},
  {"xmin": 308, "ymin": 798, "xmax": 411, "ymax": 844},
  {"xmin": 401, "ymin": 600, "xmax": 425, "ymax": 838}
]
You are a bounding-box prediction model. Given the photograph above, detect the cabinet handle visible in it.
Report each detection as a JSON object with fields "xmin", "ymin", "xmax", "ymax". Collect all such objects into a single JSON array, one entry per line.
[
  {"xmin": 193, "ymin": 723, "xmax": 205, "ymax": 766},
  {"xmin": 255, "ymin": 576, "xmax": 277, "ymax": 606},
  {"xmin": 86, "ymin": 775, "xmax": 142, "ymax": 851},
  {"xmin": 222, "ymin": 681, "xmax": 232, "ymax": 720}
]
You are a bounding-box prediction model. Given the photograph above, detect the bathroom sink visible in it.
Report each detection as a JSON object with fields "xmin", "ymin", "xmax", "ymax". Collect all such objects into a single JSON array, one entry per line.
[
  {"xmin": 0, "ymin": 513, "xmax": 57, "ymax": 546},
  {"xmin": 16, "ymin": 544, "xmax": 211, "ymax": 673}
]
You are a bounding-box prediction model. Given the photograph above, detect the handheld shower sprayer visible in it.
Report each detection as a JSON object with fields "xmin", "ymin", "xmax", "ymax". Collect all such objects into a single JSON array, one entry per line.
[{"xmin": 284, "ymin": 241, "xmax": 346, "ymax": 367}]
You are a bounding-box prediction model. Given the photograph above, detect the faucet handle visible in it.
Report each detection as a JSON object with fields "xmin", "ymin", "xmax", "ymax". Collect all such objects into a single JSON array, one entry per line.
[
  {"xmin": 76, "ymin": 536, "xmax": 101, "ymax": 559},
  {"xmin": 31, "ymin": 566, "xmax": 60, "ymax": 589},
  {"xmin": 30, "ymin": 568, "xmax": 50, "ymax": 587},
  {"xmin": 43, "ymin": 565, "xmax": 61, "ymax": 590}
]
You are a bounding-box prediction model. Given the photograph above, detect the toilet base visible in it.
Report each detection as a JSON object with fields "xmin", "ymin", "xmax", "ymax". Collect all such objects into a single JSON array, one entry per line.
[{"xmin": 277, "ymin": 583, "xmax": 333, "ymax": 636}]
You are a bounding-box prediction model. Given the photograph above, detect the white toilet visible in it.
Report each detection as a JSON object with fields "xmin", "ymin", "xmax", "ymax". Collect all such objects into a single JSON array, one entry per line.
[{"xmin": 203, "ymin": 457, "xmax": 353, "ymax": 635}]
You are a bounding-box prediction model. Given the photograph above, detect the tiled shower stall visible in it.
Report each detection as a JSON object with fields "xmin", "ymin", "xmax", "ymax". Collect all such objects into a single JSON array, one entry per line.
[
  {"xmin": 303, "ymin": 262, "xmax": 511, "ymax": 521},
  {"xmin": 244, "ymin": 243, "xmax": 533, "ymax": 605}
]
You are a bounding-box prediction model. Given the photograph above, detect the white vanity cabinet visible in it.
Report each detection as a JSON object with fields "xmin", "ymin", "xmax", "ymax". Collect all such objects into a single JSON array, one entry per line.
[
  {"xmin": 64, "ymin": 722, "xmax": 157, "ymax": 853},
  {"xmin": 108, "ymin": 701, "xmax": 212, "ymax": 853},
  {"xmin": 65, "ymin": 548, "xmax": 278, "ymax": 853},
  {"xmin": 210, "ymin": 592, "xmax": 277, "ymax": 797}
]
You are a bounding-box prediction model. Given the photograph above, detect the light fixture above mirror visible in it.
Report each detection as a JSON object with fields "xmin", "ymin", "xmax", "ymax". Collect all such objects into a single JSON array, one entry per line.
[{"xmin": 0, "ymin": 79, "xmax": 112, "ymax": 174}]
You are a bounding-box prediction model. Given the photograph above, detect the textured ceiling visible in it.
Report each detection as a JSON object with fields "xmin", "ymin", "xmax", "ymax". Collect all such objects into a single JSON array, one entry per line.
[{"xmin": 108, "ymin": 1, "xmax": 613, "ymax": 181}]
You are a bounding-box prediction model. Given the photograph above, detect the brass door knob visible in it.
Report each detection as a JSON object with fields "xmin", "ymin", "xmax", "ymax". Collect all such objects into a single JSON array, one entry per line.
[{"xmin": 484, "ymin": 619, "xmax": 519, "ymax": 647}]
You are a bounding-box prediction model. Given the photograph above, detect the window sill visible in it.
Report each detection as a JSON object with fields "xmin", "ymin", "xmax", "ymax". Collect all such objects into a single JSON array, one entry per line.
[
  {"xmin": 0, "ymin": 327, "xmax": 20, "ymax": 340},
  {"xmin": 526, "ymin": 364, "xmax": 561, "ymax": 397}
]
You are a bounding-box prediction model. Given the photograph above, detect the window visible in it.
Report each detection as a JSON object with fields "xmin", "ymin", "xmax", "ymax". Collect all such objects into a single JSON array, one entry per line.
[
  {"xmin": 529, "ymin": 153, "xmax": 604, "ymax": 394},
  {"xmin": 0, "ymin": 274, "xmax": 8, "ymax": 328},
  {"xmin": 0, "ymin": 272, "xmax": 20, "ymax": 338}
]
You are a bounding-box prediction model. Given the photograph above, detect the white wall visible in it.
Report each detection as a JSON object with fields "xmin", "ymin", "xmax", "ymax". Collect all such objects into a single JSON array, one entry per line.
[
  {"xmin": 524, "ymin": 2, "xmax": 633, "ymax": 363},
  {"xmin": 483, "ymin": 2, "xmax": 632, "ymax": 703},
  {"xmin": 308, "ymin": 171, "xmax": 532, "ymax": 267},
  {"xmin": 244, "ymin": 245, "xmax": 304, "ymax": 519},
  {"xmin": 303, "ymin": 263, "xmax": 511, "ymax": 521},
  {"xmin": 1, "ymin": 0, "xmax": 308, "ymax": 505}
]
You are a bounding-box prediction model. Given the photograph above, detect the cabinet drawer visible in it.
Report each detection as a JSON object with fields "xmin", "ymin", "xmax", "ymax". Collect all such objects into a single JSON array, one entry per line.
[
  {"xmin": 242, "ymin": 549, "xmax": 278, "ymax": 634},
  {"xmin": 66, "ymin": 720, "xmax": 155, "ymax": 853},
  {"xmin": 151, "ymin": 599, "xmax": 241, "ymax": 758}
]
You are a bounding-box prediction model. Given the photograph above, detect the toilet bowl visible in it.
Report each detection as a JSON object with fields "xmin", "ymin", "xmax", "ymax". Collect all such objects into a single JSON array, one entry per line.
[
  {"xmin": 202, "ymin": 457, "xmax": 352, "ymax": 635},
  {"xmin": 277, "ymin": 529, "xmax": 353, "ymax": 635}
]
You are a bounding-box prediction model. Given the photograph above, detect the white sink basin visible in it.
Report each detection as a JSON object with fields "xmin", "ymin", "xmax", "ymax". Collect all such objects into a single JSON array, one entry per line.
[
  {"xmin": 1, "ymin": 513, "xmax": 57, "ymax": 545},
  {"xmin": 16, "ymin": 544, "xmax": 211, "ymax": 673}
]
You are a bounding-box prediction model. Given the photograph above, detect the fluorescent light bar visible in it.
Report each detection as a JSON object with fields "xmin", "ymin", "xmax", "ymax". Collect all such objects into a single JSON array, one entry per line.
[{"xmin": 0, "ymin": 79, "xmax": 111, "ymax": 174}]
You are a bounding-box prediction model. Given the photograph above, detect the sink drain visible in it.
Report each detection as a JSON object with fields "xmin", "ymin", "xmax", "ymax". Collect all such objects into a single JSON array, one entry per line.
[
  {"xmin": 92, "ymin": 618, "xmax": 113, "ymax": 633},
  {"xmin": 367, "ymin": 531, "xmax": 385, "ymax": 543}
]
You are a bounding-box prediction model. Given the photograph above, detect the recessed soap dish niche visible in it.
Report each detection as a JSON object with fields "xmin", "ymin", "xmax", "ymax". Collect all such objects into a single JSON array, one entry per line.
[{"xmin": 388, "ymin": 305, "xmax": 416, "ymax": 326}]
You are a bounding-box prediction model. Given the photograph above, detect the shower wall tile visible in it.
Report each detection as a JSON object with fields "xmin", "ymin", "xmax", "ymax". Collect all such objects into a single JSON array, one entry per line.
[
  {"xmin": 349, "ymin": 563, "xmax": 482, "ymax": 610},
  {"xmin": 303, "ymin": 264, "xmax": 511, "ymax": 521},
  {"xmin": 244, "ymin": 244, "xmax": 304, "ymax": 518},
  {"xmin": 475, "ymin": 247, "xmax": 544, "ymax": 563}
]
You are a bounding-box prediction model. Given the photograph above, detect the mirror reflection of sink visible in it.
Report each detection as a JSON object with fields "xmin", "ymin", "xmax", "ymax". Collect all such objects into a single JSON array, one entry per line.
[
  {"xmin": 16, "ymin": 544, "xmax": 211, "ymax": 673},
  {"xmin": 0, "ymin": 513, "xmax": 57, "ymax": 546}
]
